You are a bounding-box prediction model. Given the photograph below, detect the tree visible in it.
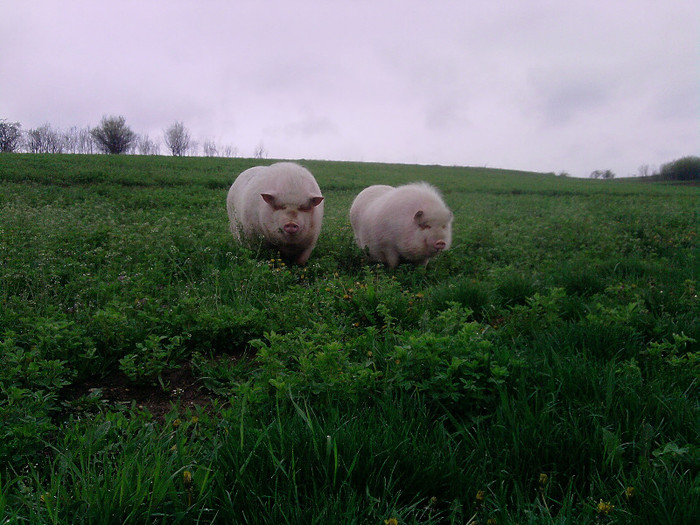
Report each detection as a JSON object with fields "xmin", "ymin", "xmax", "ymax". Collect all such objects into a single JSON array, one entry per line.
[
  {"xmin": 136, "ymin": 134, "xmax": 160, "ymax": 155},
  {"xmin": 202, "ymin": 139, "xmax": 218, "ymax": 157},
  {"xmin": 63, "ymin": 126, "xmax": 80, "ymax": 153},
  {"xmin": 76, "ymin": 127, "xmax": 96, "ymax": 154},
  {"xmin": 254, "ymin": 142, "xmax": 267, "ymax": 159},
  {"xmin": 0, "ymin": 120, "xmax": 22, "ymax": 152},
  {"xmin": 589, "ymin": 169, "xmax": 615, "ymax": 179},
  {"xmin": 26, "ymin": 124, "xmax": 64, "ymax": 153},
  {"xmin": 62, "ymin": 126, "xmax": 95, "ymax": 154},
  {"xmin": 659, "ymin": 156, "xmax": 700, "ymax": 181},
  {"xmin": 164, "ymin": 121, "xmax": 191, "ymax": 156},
  {"xmin": 91, "ymin": 115, "xmax": 136, "ymax": 154}
]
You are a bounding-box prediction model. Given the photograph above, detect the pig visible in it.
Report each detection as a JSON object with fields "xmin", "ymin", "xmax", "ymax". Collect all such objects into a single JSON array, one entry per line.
[
  {"xmin": 226, "ymin": 162, "xmax": 324, "ymax": 264},
  {"xmin": 349, "ymin": 182, "xmax": 453, "ymax": 268}
]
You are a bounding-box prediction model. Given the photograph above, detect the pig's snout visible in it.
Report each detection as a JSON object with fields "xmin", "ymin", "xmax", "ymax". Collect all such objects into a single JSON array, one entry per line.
[
  {"xmin": 283, "ymin": 222, "xmax": 300, "ymax": 234},
  {"xmin": 434, "ymin": 240, "xmax": 447, "ymax": 251}
]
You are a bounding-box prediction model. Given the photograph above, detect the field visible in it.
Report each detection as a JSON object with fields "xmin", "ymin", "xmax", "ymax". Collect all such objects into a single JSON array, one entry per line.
[{"xmin": 1, "ymin": 154, "xmax": 698, "ymax": 524}]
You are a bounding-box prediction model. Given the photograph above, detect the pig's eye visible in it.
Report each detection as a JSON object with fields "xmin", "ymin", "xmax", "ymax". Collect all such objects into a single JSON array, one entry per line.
[
  {"xmin": 419, "ymin": 223, "xmax": 431, "ymax": 230},
  {"xmin": 273, "ymin": 205, "xmax": 286, "ymax": 211}
]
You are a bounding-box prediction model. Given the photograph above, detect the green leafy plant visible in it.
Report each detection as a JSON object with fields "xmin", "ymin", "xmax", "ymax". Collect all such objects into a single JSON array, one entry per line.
[{"xmin": 119, "ymin": 335, "xmax": 185, "ymax": 385}]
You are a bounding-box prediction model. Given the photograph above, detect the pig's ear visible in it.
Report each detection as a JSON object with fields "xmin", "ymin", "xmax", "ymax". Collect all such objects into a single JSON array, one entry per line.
[
  {"xmin": 413, "ymin": 210, "xmax": 424, "ymax": 222},
  {"xmin": 309, "ymin": 196, "xmax": 324, "ymax": 207},
  {"xmin": 261, "ymin": 193, "xmax": 277, "ymax": 207}
]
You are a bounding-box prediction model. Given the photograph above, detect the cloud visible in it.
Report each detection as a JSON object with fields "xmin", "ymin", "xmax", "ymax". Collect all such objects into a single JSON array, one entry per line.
[{"xmin": 528, "ymin": 70, "xmax": 612, "ymax": 127}]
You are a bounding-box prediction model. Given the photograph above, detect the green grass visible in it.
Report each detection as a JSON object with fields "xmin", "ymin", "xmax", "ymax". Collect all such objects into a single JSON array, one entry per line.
[{"xmin": 1, "ymin": 153, "xmax": 698, "ymax": 523}]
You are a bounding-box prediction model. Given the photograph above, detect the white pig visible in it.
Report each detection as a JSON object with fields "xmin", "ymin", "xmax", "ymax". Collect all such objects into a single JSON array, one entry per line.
[
  {"xmin": 350, "ymin": 182, "xmax": 452, "ymax": 268},
  {"xmin": 227, "ymin": 162, "xmax": 324, "ymax": 264}
]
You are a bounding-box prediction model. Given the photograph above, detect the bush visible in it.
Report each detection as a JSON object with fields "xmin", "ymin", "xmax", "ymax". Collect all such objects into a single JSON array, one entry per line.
[
  {"xmin": 90, "ymin": 115, "xmax": 136, "ymax": 154},
  {"xmin": 659, "ymin": 156, "xmax": 700, "ymax": 181}
]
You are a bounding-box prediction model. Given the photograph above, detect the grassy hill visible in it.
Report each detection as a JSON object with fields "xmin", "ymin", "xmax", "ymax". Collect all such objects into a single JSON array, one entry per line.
[{"xmin": 1, "ymin": 154, "xmax": 698, "ymax": 523}]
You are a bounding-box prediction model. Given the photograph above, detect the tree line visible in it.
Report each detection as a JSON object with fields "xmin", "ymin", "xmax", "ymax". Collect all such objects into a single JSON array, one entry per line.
[
  {"xmin": 587, "ymin": 157, "xmax": 700, "ymax": 181},
  {"xmin": 2, "ymin": 116, "xmax": 697, "ymax": 180},
  {"xmin": 0, "ymin": 116, "xmax": 269, "ymax": 159}
]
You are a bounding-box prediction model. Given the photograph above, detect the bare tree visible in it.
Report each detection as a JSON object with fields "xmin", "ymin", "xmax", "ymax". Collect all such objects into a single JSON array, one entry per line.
[
  {"xmin": 637, "ymin": 164, "xmax": 651, "ymax": 178},
  {"xmin": 91, "ymin": 115, "xmax": 136, "ymax": 154},
  {"xmin": 163, "ymin": 121, "xmax": 191, "ymax": 156},
  {"xmin": 202, "ymin": 139, "xmax": 218, "ymax": 157},
  {"xmin": 222, "ymin": 144, "xmax": 237, "ymax": 158},
  {"xmin": 76, "ymin": 127, "xmax": 96, "ymax": 154},
  {"xmin": 0, "ymin": 119, "xmax": 22, "ymax": 152},
  {"xmin": 136, "ymin": 134, "xmax": 160, "ymax": 155},
  {"xmin": 188, "ymin": 139, "xmax": 199, "ymax": 157},
  {"xmin": 25, "ymin": 124, "xmax": 64, "ymax": 153},
  {"xmin": 254, "ymin": 142, "xmax": 267, "ymax": 159},
  {"xmin": 63, "ymin": 126, "xmax": 80, "ymax": 153}
]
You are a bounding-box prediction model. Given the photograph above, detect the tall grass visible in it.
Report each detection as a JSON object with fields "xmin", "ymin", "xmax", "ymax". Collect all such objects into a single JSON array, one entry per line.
[{"xmin": 1, "ymin": 154, "xmax": 698, "ymax": 523}]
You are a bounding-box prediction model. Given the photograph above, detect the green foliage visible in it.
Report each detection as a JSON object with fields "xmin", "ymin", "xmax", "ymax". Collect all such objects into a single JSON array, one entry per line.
[
  {"xmin": 90, "ymin": 115, "xmax": 137, "ymax": 154},
  {"xmin": 0, "ymin": 333, "xmax": 74, "ymax": 464},
  {"xmin": 119, "ymin": 335, "xmax": 185, "ymax": 385},
  {"xmin": 659, "ymin": 155, "xmax": 700, "ymax": 181},
  {"xmin": 0, "ymin": 154, "xmax": 698, "ymax": 522}
]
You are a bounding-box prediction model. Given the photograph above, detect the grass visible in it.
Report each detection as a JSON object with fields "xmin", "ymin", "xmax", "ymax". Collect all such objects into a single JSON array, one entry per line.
[{"xmin": 0, "ymin": 153, "xmax": 698, "ymax": 524}]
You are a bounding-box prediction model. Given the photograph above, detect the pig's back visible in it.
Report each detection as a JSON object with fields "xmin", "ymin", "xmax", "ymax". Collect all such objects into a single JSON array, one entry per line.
[{"xmin": 350, "ymin": 185, "xmax": 393, "ymax": 224}]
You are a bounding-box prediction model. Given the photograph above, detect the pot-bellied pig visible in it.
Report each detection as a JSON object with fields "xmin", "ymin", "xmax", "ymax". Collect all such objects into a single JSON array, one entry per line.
[
  {"xmin": 227, "ymin": 162, "xmax": 324, "ymax": 264},
  {"xmin": 350, "ymin": 182, "xmax": 452, "ymax": 268}
]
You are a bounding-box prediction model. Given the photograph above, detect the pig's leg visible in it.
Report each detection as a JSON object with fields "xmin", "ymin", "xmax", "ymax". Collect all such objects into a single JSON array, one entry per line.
[
  {"xmin": 230, "ymin": 222, "xmax": 241, "ymax": 241},
  {"xmin": 383, "ymin": 250, "xmax": 400, "ymax": 269},
  {"xmin": 294, "ymin": 245, "xmax": 315, "ymax": 265}
]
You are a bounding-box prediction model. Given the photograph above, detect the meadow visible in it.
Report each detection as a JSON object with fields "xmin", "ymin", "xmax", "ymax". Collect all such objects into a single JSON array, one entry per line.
[{"xmin": 0, "ymin": 154, "xmax": 698, "ymax": 524}]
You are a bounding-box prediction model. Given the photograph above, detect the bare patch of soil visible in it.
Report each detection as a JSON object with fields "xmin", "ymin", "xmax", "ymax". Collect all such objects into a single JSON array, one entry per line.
[{"xmin": 63, "ymin": 362, "xmax": 214, "ymax": 421}]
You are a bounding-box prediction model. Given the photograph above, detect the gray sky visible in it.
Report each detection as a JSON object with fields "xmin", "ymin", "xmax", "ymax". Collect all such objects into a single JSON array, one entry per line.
[{"xmin": 2, "ymin": 0, "xmax": 698, "ymax": 177}]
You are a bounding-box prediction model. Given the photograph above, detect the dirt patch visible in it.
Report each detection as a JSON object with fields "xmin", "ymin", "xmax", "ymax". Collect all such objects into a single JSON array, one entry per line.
[{"xmin": 63, "ymin": 362, "xmax": 215, "ymax": 421}]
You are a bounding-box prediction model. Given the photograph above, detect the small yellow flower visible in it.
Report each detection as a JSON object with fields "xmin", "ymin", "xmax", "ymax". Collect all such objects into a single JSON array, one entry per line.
[
  {"xmin": 40, "ymin": 492, "xmax": 51, "ymax": 504},
  {"xmin": 191, "ymin": 416, "xmax": 199, "ymax": 424},
  {"xmin": 183, "ymin": 470, "xmax": 193, "ymax": 489},
  {"xmin": 624, "ymin": 486, "xmax": 635, "ymax": 501},
  {"xmin": 384, "ymin": 518, "xmax": 398, "ymax": 525},
  {"xmin": 172, "ymin": 418, "xmax": 181, "ymax": 428},
  {"xmin": 539, "ymin": 473, "xmax": 549, "ymax": 487},
  {"xmin": 487, "ymin": 519, "xmax": 497, "ymax": 525},
  {"xmin": 596, "ymin": 500, "xmax": 614, "ymax": 515},
  {"xmin": 475, "ymin": 490, "xmax": 485, "ymax": 503},
  {"xmin": 367, "ymin": 351, "xmax": 373, "ymax": 358},
  {"xmin": 429, "ymin": 496, "xmax": 437, "ymax": 505}
]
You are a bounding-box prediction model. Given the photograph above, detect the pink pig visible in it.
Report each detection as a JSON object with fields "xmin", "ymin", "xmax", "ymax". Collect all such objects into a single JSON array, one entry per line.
[
  {"xmin": 350, "ymin": 182, "xmax": 453, "ymax": 268},
  {"xmin": 226, "ymin": 162, "xmax": 324, "ymax": 264}
]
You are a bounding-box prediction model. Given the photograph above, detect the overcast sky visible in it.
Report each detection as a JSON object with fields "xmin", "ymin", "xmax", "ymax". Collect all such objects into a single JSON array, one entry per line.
[{"xmin": 2, "ymin": 0, "xmax": 698, "ymax": 177}]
